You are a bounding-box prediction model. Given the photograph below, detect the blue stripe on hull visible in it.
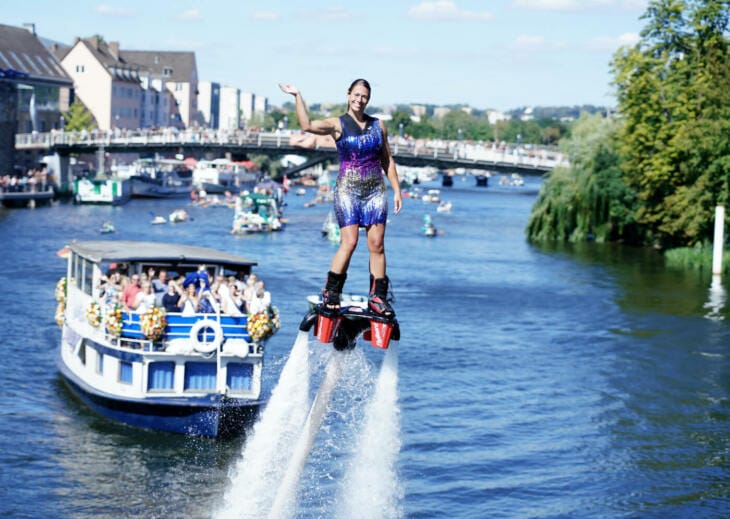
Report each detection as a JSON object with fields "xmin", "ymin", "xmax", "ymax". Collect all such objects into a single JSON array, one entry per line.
[{"xmin": 57, "ymin": 358, "xmax": 261, "ymax": 437}]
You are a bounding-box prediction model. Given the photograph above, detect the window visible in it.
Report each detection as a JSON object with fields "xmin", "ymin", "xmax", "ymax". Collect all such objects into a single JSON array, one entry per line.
[
  {"xmin": 175, "ymin": 82, "xmax": 183, "ymax": 91},
  {"xmin": 119, "ymin": 361, "xmax": 133, "ymax": 384},
  {"xmin": 75, "ymin": 64, "xmax": 85, "ymax": 73},
  {"xmin": 163, "ymin": 67, "xmax": 172, "ymax": 77},
  {"xmin": 97, "ymin": 353, "xmax": 104, "ymax": 374}
]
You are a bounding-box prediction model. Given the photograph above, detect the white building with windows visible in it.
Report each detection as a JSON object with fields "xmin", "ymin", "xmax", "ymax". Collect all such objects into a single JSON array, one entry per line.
[{"xmin": 219, "ymin": 86, "xmax": 240, "ymax": 130}]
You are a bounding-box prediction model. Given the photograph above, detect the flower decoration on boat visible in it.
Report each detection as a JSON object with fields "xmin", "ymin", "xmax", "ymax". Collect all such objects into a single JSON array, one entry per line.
[
  {"xmin": 55, "ymin": 302, "xmax": 65, "ymax": 327},
  {"xmin": 141, "ymin": 306, "xmax": 167, "ymax": 341},
  {"xmin": 105, "ymin": 302, "xmax": 124, "ymax": 337},
  {"xmin": 247, "ymin": 306, "xmax": 280, "ymax": 342},
  {"xmin": 55, "ymin": 277, "xmax": 67, "ymax": 303},
  {"xmin": 86, "ymin": 301, "xmax": 102, "ymax": 327}
]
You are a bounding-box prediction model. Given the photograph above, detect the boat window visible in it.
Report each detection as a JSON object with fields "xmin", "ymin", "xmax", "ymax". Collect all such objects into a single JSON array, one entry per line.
[
  {"xmin": 119, "ymin": 361, "xmax": 133, "ymax": 384},
  {"xmin": 84, "ymin": 259, "xmax": 94, "ymax": 295},
  {"xmin": 96, "ymin": 352, "xmax": 104, "ymax": 375},
  {"xmin": 78, "ymin": 340, "xmax": 87, "ymax": 365}
]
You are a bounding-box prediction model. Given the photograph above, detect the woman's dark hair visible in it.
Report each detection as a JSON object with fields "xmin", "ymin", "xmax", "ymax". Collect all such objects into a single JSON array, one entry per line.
[{"xmin": 347, "ymin": 78, "xmax": 371, "ymax": 95}]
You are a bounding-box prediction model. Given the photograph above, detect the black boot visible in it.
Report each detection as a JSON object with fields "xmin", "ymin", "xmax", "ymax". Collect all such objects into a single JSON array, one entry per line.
[
  {"xmin": 322, "ymin": 271, "xmax": 346, "ymax": 313},
  {"xmin": 369, "ymin": 276, "xmax": 395, "ymax": 319}
]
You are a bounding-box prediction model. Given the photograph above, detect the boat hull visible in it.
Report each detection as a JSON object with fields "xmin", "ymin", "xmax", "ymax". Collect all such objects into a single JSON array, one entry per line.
[{"xmin": 57, "ymin": 353, "xmax": 261, "ymax": 437}]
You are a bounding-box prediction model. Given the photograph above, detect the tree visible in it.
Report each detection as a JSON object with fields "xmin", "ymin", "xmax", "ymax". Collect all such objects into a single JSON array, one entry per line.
[
  {"xmin": 63, "ymin": 100, "xmax": 95, "ymax": 132},
  {"xmin": 611, "ymin": 0, "xmax": 730, "ymax": 247},
  {"xmin": 527, "ymin": 113, "xmax": 637, "ymax": 243}
]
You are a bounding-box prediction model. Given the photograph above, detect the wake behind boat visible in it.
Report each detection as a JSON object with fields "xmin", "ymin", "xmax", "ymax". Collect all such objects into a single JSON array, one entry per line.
[{"xmin": 54, "ymin": 240, "xmax": 280, "ymax": 437}]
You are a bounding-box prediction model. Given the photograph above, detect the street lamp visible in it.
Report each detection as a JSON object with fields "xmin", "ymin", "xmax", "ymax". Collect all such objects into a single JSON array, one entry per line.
[
  {"xmin": 457, "ymin": 128, "xmax": 463, "ymax": 142},
  {"xmin": 59, "ymin": 115, "xmax": 65, "ymax": 131},
  {"xmin": 284, "ymin": 115, "xmax": 288, "ymax": 129},
  {"xmin": 398, "ymin": 122, "xmax": 404, "ymax": 137}
]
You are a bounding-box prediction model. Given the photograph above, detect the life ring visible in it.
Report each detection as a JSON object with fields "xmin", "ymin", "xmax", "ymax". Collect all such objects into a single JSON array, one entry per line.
[{"xmin": 190, "ymin": 319, "xmax": 223, "ymax": 354}]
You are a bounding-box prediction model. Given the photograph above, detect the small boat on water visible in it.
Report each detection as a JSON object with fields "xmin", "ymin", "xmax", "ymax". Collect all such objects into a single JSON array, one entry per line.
[
  {"xmin": 150, "ymin": 215, "xmax": 167, "ymax": 225},
  {"xmin": 169, "ymin": 208, "xmax": 189, "ymax": 223},
  {"xmin": 99, "ymin": 221, "xmax": 116, "ymax": 234},
  {"xmin": 54, "ymin": 241, "xmax": 279, "ymax": 437},
  {"xmin": 422, "ymin": 189, "xmax": 441, "ymax": 203},
  {"xmin": 321, "ymin": 210, "xmax": 341, "ymax": 243},
  {"xmin": 436, "ymin": 201, "xmax": 452, "ymax": 213},
  {"xmin": 231, "ymin": 192, "xmax": 283, "ymax": 234},
  {"xmin": 422, "ymin": 214, "xmax": 438, "ymax": 237}
]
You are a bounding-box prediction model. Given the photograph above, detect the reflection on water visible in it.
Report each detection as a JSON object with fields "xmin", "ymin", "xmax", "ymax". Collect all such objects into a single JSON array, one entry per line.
[{"xmin": 703, "ymin": 275, "xmax": 726, "ymax": 321}]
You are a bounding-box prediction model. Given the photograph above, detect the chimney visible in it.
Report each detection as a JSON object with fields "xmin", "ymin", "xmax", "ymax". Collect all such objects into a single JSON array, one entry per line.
[
  {"xmin": 74, "ymin": 36, "xmax": 81, "ymax": 45},
  {"xmin": 109, "ymin": 41, "xmax": 120, "ymax": 59},
  {"xmin": 23, "ymin": 23, "xmax": 36, "ymax": 36}
]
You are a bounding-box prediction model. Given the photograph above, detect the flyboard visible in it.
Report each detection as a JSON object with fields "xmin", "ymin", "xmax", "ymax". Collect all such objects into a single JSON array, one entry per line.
[{"xmin": 267, "ymin": 299, "xmax": 400, "ymax": 518}]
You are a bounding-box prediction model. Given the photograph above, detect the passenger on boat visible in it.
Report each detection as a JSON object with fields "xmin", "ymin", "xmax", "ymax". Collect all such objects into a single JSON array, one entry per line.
[
  {"xmin": 247, "ymin": 280, "xmax": 272, "ymax": 314},
  {"xmin": 178, "ymin": 283, "xmax": 200, "ymax": 316},
  {"xmin": 133, "ymin": 281, "xmax": 157, "ymax": 313},
  {"xmin": 121, "ymin": 274, "xmax": 141, "ymax": 310},
  {"xmin": 162, "ymin": 281, "xmax": 181, "ymax": 313},
  {"xmin": 279, "ymin": 79, "xmax": 402, "ymax": 318},
  {"xmin": 152, "ymin": 269, "xmax": 170, "ymax": 306}
]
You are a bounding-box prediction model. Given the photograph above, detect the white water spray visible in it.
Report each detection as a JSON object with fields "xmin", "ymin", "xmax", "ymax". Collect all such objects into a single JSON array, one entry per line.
[
  {"xmin": 268, "ymin": 351, "xmax": 345, "ymax": 519},
  {"xmin": 337, "ymin": 342, "xmax": 402, "ymax": 519},
  {"xmin": 214, "ymin": 331, "xmax": 312, "ymax": 519}
]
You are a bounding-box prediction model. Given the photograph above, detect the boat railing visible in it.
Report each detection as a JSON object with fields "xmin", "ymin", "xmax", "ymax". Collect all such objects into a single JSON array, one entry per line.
[{"xmin": 113, "ymin": 311, "xmax": 257, "ymax": 356}]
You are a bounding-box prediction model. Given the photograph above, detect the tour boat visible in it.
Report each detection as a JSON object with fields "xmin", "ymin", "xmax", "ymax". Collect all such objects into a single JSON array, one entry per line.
[{"xmin": 54, "ymin": 241, "xmax": 279, "ymax": 437}]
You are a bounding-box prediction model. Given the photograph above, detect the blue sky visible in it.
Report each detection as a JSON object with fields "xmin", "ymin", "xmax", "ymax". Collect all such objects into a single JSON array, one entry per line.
[{"xmin": 5, "ymin": 0, "xmax": 649, "ymax": 110}]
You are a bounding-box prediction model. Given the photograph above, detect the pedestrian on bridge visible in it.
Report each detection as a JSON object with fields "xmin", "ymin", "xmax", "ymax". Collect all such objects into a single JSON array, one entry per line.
[{"xmin": 279, "ymin": 79, "xmax": 402, "ymax": 319}]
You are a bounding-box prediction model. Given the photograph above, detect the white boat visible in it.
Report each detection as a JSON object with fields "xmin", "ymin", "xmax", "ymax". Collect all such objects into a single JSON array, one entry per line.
[
  {"xmin": 422, "ymin": 189, "xmax": 441, "ymax": 203},
  {"xmin": 168, "ymin": 209, "xmax": 189, "ymax": 223},
  {"xmin": 231, "ymin": 192, "xmax": 283, "ymax": 234},
  {"xmin": 125, "ymin": 159, "xmax": 194, "ymax": 198},
  {"xmin": 436, "ymin": 201, "xmax": 452, "ymax": 213},
  {"xmin": 73, "ymin": 177, "xmax": 131, "ymax": 205},
  {"xmin": 54, "ymin": 240, "xmax": 279, "ymax": 437},
  {"xmin": 193, "ymin": 158, "xmax": 259, "ymax": 194},
  {"xmin": 150, "ymin": 215, "xmax": 167, "ymax": 225}
]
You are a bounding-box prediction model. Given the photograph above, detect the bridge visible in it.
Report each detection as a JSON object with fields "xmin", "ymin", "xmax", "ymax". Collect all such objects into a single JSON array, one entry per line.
[{"xmin": 16, "ymin": 129, "xmax": 567, "ymax": 184}]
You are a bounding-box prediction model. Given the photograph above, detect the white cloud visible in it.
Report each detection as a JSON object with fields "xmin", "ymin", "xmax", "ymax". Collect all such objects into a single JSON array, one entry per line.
[
  {"xmin": 176, "ymin": 9, "xmax": 202, "ymax": 22},
  {"xmin": 95, "ymin": 4, "xmax": 135, "ymax": 16},
  {"xmin": 252, "ymin": 11, "xmax": 280, "ymax": 21},
  {"xmin": 408, "ymin": 1, "xmax": 494, "ymax": 21},
  {"xmin": 590, "ymin": 32, "xmax": 640, "ymax": 50}
]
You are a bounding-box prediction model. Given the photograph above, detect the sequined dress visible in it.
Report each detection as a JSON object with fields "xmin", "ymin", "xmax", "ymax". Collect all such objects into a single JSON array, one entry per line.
[{"xmin": 333, "ymin": 113, "xmax": 387, "ymax": 227}]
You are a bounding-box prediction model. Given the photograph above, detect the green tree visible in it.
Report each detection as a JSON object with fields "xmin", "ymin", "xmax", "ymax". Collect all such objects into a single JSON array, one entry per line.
[
  {"xmin": 63, "ymin": 100, "xmax": 95, "ymax": 131},
  {"xmin": 527, "ymin": 113, "xmax": 637, "ymax": 242},
  {"xmin": 612, "ymin": 0, "xmax": 730, "ymax": 247}
]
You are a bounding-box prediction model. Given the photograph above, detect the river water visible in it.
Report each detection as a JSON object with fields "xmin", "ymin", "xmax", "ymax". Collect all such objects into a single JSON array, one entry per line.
[{"xmin": 0, "ymin": 175, "xmax": 727, "ymax": 518}]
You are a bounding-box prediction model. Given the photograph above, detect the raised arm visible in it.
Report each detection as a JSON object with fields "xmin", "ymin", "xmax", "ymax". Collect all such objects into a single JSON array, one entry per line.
[
  {"xmin": 379, "ymin": 124, "xmax": 403, "ymax": 215},
  {"xmin": 279, "ymin": 83, "xmax": 340, "ymax": 138}
]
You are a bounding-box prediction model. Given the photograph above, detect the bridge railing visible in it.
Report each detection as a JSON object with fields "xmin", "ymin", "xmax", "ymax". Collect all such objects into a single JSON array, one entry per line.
[{"xmin": 16, "ymin": 129, "xmax": 569, "ymax": 170}]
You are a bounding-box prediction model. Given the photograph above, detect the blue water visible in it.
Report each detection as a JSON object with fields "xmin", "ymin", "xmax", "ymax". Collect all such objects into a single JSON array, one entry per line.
[{"xmin": 0, "ymin": 175, "xmax": 728, "ymax": 518}]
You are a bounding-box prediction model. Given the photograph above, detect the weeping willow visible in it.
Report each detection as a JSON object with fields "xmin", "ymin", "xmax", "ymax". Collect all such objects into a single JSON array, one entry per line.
[{"xmin": 526, "ymin": 113, "xmax": 638, "ymax": 243}]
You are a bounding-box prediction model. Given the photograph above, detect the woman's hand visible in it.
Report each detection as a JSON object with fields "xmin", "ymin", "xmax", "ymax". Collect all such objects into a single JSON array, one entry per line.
[{"xmin": 278, "ymin": 83, "xmax": 299, "ymax": 96}]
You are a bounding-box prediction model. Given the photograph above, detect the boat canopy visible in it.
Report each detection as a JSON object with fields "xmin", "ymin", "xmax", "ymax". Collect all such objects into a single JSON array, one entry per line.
[{"xmin": 68, "ymin": 241, "xmax": 257, "ymax": 269}]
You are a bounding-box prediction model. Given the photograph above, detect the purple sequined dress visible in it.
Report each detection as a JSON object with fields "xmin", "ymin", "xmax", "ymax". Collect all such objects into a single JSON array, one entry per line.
[{"xmin": 333, "ymin": 113, "xmax": 387, "ymax": 227}]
